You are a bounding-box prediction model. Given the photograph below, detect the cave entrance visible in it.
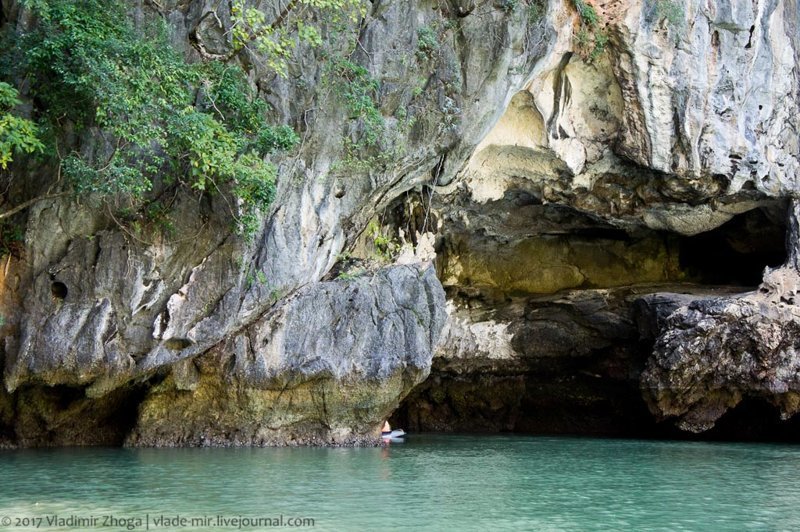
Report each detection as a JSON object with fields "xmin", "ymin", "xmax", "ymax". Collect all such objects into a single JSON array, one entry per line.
[
  {"xmin": 6, "ymin": 384, "xmax": 149, "ymax": 447},
  {"xmin": 392, "ymin": 204, "xmax": 790, "ymax": 439},
  {"xmin": 677, "ymin": 206, "xmax": 787, "ymax": 286}
]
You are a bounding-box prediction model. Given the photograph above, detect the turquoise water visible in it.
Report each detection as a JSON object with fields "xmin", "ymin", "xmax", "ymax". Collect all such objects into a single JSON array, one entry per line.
[{"xmin": 1, "ymin": 435, "xmax": 799, "ymax": 531}]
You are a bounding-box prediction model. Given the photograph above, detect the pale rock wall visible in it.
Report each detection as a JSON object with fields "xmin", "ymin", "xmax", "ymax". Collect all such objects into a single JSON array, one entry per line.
[
  {"xmin": 458, "ymin": 0, "xmax": 798, "ymax": 235},
  {"xmin": 408, "ymin": 0, "xmax": 800, "ymax": 434}
]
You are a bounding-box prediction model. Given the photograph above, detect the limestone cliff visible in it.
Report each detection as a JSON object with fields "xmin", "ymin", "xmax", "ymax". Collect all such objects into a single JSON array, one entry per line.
[{"xmin": 0, "ymin": 0, "xmax": 798, "ymax": 446}]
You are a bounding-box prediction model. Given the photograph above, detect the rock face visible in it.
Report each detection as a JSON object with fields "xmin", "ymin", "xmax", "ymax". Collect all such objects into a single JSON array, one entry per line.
[
  {"xmin": 1, "ymin": 0, "xmax": 800, "ymax": 445},
  {"xmin": 455, "ymin": 0, "xmax": 797, "ymax": 234},
  {"xmin": 640, "ymin": 275, "xmax": 800, "ymax": 433},
  {"xmin": 1, "ymin": 0, "xmax": 540, "ymax": 445},
  {"xmin": 394, "ymin": 283, "xmax": 752, "ymax": 436},
  {"xmin": 394, "ymin": 0, "xmax": 800, "ymax": 437},
  {"xmin": 128, "ymin": 264, "xmax": 446, "ymax": 446},
  {"xmin": 641, "ymin": 205, "xmax": 800, "ymax": 433}
]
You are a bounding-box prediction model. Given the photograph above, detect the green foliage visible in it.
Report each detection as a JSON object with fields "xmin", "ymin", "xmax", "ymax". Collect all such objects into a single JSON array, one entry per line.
[
  {"xmin": 499, "ymin": 0, "xmax": 519, "ymax": 13},
  {"xmin": 230, "ymin": 152, "xmax": 278, "ymax": 236},
  {"xmin": 254, "ymin": 125, "xmax": 301, "ymax": 156},
  {"xmin": 5, "ymin": 0, "xmax": 299, "ymax": 236},
  {"xmin": 244, "ymin": 268, "xmax": 270, "ymax": 290},
  {"xmin": 590, "ymin": 30, "xmax": 609, "ymax": 60},
  {"xmin": 574, "ymin": 0, "xmax": 599, "ymax": 26},
  {"xmin": 199, "ymin": 62, "xmax": 268, "ymax": 134},
  {"xmin": 329, "ymin": 57, "xmax": 383, "ymax": 143},
  {"xmin": 416, "ymin": 26, "xmax": 439, "ymax": 60},
  {"xmin": 143, "ymin": 201, "xmax": 176, "ymax": 236},
  {"xmin": 326, "ymin": 56, "xmax": 385, "ymax": 159},
  {"xmin": 231, "ymin": 0, "xmax": 366, "ymax": 77},
  {"xmin": 571, "ymin": 0, "xmax": 609, "ymax": 62},
  {"xmin": 366, "ymin": 219, "xmax": 398, "ymax": 262},
  {"xmin": 0, "ymin": 82, "xmax": 44, "ymax": 169},
  {"xmin": 336, "ymin": 269, "xmax": 364, "ymax": 281}
]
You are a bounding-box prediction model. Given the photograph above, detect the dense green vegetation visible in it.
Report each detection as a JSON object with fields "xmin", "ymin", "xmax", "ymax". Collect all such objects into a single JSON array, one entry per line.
[
  {"xmin": 327, "ymin": 57, "xmax": 384, "ymax": 148},
  {"xmin": 0, "ymin": 0, "xmax": 300, "ymax": 236}
]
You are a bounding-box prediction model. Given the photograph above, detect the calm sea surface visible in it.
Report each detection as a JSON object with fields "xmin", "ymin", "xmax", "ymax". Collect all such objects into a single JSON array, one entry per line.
[{"xmin": 1, "ymin": 435, "xmax": 799, "ymax": 531}]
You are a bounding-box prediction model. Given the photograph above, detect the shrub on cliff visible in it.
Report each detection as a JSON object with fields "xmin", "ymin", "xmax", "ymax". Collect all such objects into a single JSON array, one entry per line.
[{"xmin": 0, "ymin": 0, "xmax": 299, "ymax": 236}]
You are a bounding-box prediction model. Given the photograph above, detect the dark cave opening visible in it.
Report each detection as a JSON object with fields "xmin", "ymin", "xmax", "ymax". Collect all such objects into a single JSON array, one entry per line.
[
  {"xmin": 391, "ymin": 363, "xmax": 660, "ymax": 438},
  {"xmin": 5, "ymin": 384, "xmax": 148, "ymax": 447},
  {"xmin": 702, "ymin": 399, "xmax": 800, "ymax": 442},
  {"xmin": 677, "ymin": 207, "xmax": 787, "ymax": 286},
  {"xmin": 392, "ymin": 204, "xmax": 794, "ymax": 441},
  {"xmin": 393, "ymin": 373, "xmax": 800, "ymax": 442},
  {"xmin": 51, "ymin": 281, "xmax": 68, "ymax": 300}
]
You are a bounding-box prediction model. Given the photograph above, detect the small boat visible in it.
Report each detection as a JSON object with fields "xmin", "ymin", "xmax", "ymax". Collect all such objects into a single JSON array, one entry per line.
[{"xmin": 381, "ymin": 429, "xmax": 406, "ymax": 442}]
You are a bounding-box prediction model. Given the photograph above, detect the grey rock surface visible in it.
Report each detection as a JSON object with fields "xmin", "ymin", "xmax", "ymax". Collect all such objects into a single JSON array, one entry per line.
[
  {"xmin": 641, "ymin": 264, "xmax": 800, "ymax": 432},
  {"xmin": 638, "ymin": 202, "xmax": 800, "ymax": 431},
  {"xmin": 127, "ymin": 264, "xmax": 446, "ymax": 446},
  {"xmin": 0, "ymin": 0, "xmax": 539, "ymax": 445},
  {"xmin": 398, "ymin": 284, "xmax": 747, "ymax": 434}
]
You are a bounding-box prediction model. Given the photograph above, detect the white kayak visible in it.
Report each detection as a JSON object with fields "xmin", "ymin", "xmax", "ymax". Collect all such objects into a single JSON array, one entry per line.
[{"xmin": 381, "ymin": 429, "xmax": 406, "ymax": 441}]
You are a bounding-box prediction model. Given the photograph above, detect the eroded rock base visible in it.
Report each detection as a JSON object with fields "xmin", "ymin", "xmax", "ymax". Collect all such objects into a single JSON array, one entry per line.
[{"xmin": 394, "ymin": 280, "xmax": 800, "ymax": 441}]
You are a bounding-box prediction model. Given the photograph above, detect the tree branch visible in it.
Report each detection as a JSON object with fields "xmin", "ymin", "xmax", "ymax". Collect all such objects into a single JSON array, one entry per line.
[
  {"xmin": 0, "ymin": 192, "xmax": 69, "ymax": 220},
  {"xmin": 190, "ymin": 0, "xmax": 299, "ymax": 61}
]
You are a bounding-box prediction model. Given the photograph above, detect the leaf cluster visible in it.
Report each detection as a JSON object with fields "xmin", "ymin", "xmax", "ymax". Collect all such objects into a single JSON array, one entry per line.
[
  {"xmin": 231, "ymin": 0, "xmax": 366, "ymax": 77},
  {"xmin": 326, "ymin": 56, "xmax": 384, "ymax": 149},
  {"xmin": 5, "ymin": 0, "xmax": 300, "ymax": 236},
  {"xmin": 650, "ymin": 0, "xmax": 685, "ymax": 35},
  {"xmin": 416, "ymin": 26, "xmax": 439, "ymax": 61},
  {"xmin": 527, "ymin": 0, "xmax": 546, "ymax": 25},
  {"xmin": 0, "ymin": 82, "xmax": 45, "ymax": 169},
  {"xmin": 366, "ymin": 219, "xmax": 399, "ymax": 262}
]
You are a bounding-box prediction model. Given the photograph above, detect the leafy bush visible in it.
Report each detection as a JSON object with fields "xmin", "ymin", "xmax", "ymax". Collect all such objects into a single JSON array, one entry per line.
[
  {"xmin": 574, "ymin": 0, "xmax": 599, "ymax": 26},
  {"xmin": 326, "ymin": 56, "xmax": 384, "ymax": 148},
  {"xmin": 416, "ymin": 26, "xmax": 439, "ymax": 60},
  {"xmin": 651, "ymin": 0, "xmax": 684, "ymax": 34},
  {"xmin": 0, "ymin": 82, "xmax": 44, "ymax": 169},
  {"xmin": 366, "ymin": 219, "xmax": 398, "ymax": 262},
  {"xmin": 254, "ymin": 125, "xmax": 301, "ymax": 157},
  {"xmin": 230, "ymin": 0, "xmax": 366, "ymax": 77},
  {"xmin": 527, "ymin": 0, "xmax": 546, "ymax": 25},
  {"xmin": 2, "ymin": 0, "xmax": 299, "ymax": 236}
]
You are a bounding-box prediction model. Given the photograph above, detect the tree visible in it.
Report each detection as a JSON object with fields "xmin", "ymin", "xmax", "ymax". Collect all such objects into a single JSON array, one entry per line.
[
  {"xmin": 1, "ymin": 0, "xmax": 300, "ymax": 236},
  {"xmin": 0, "ymin": 82, "xmax": 56, "ymax": 221}
]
